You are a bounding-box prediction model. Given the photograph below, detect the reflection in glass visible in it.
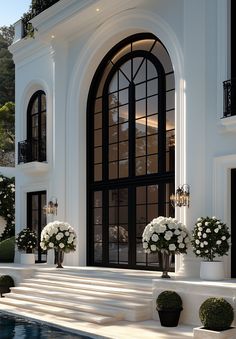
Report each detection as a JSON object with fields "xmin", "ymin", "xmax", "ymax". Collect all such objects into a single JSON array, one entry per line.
[
  {"xmin": 94, "ymin": 164, "xmax": 102, "ymax": 181},
  {"xmin": 147, "ymin": 96, "xmax": 158, "ymax": 115},
  {"xmin": 119, "ymin": 160, "xmax": 128, "ymax": 178},
  {"xmin": 109, "ymin": 161, "xmax": 118, "ymax": 179},
  {"xmin": 136, "ymin": 156, "xmax": 146, "ymax": 176},
  {"xmin": 147, "ymin": 154, "xmax": 158, "ymax": 174},
  {"xmin": 94, "ymin": 191, "xmax": 102, "ymax": 207}
]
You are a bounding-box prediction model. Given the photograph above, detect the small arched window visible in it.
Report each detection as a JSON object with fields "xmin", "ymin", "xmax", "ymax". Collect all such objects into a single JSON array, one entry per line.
[{"xmin": 27, "ymin": 90, "xmax": 46, "ymax": 162}]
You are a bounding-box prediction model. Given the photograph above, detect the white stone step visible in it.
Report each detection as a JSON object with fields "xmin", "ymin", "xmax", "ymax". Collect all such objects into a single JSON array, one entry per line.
[
  {"xmin": 9, "ymin": 286, "xmax": 151, "ymax": 310},
  {"xmin": 0, "ymin": 297, "xmax": 119, "ymax": 324},
  {"xmin": 34, "ymin": 271, "xmax": 152, "ymax": 291},
  {"xmin": 5, "ymin": 293, "xmax": 125, "ymax": 318},
  {"xmin": 15, "ymin": 282, "xmax": 152, "ymax": 304},
  {"xmin": 21, "ymin": 277, "xmax": 152, "ymax": 297}
]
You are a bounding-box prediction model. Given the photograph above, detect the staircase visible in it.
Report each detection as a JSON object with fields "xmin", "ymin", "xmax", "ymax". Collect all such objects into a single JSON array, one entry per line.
[{"xmin": 1, "ymin": 268, "xmax": 154, "ymax": 325}]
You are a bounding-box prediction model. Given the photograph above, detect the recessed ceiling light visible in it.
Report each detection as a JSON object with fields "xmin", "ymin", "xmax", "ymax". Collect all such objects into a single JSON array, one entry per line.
[
  {"xmin": 51, "ymin": 34, "xmax": 55, "ymax": 39},
  {"xmin": 96, "ymin": 8, "xmax": 100, "ymax": 12}
]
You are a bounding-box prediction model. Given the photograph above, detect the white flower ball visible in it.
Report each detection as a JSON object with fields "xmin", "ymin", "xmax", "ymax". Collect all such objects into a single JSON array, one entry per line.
[{"xmin": 59, "ymin": 243, "xmax": 65, "ymax": 248}]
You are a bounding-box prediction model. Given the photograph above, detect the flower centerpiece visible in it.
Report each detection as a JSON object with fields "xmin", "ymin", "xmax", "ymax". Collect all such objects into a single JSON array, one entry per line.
[
  {"xmin": 192, "ymin": 216, "xmax": 230, "ymax": 280},
  {"xmin": 40, "ymin": 221, "xmax": 76, "ymax": 268},
  {"xmin": 142, "ymin": 216, "xmax": 190, "ymax": 278},
  {"xmin": 16, "ymin": 228, "xmax": 37, "ymax": 253}
]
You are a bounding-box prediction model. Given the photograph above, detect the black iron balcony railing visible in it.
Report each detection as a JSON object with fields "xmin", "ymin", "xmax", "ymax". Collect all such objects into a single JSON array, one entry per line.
[
  {"xmin": 18, "ymin": 138, "xmax": 46, "ymax": 164},
  {"xmin": 223, "ymin": 78, "xmax": 236, "ymax": 117}
]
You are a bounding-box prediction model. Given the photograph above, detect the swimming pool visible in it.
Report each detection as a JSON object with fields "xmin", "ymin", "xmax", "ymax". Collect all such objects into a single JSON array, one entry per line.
[{"xmin": 0, "ymin": 312, "xmax": 93, "ymax": 338}]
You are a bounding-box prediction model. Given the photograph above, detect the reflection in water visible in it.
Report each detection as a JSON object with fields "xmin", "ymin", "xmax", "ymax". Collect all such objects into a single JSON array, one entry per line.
[{"xmin": 0, "ymin": 312, "xmax": 91, "ymax": 339}]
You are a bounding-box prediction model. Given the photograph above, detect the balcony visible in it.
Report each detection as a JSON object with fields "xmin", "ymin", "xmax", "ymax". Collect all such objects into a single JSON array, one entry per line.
[
  {"xmin": 223, "ymin": 78, "xmax": 236, "ymax": 118},
  {"xmin": 17, "ymin": 139, "xmax": 48, "ymax": 175},
  {"xmin": 219, "ymin": 79, "xmax": 236, "ymax": 132},
  {"xmin": 18, "ymin": 139, "xmax": 46, "ymax": 164}
]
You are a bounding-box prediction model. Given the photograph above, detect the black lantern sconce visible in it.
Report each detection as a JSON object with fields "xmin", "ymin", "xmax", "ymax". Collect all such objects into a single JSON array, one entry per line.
[
  {"xmin": 43, "ymin": 197, "xmax": 58, "ymax": 215},
  {"xmin": 170, "ymin": 184, "xmax": 190, "ymax": 208}
]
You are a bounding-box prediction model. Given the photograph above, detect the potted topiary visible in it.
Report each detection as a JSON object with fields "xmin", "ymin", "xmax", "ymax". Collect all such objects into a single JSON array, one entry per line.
[
  {"xmin": 192, "ymin": 216, "xmax": 230, "ymax": 280},
  {"xmin": 156, "ymin": 290, "xmax": 183, "ymax": 327},
  {"xmin": 0, "ymin": 275, "xmax": 15, "ymax": 297},
  {"xmin": 193, "ymin": 297, "xmax": 236, "ymax": 338},
  {"xmin": 16, "ymin": 228, "xmax": 37, "ymax": 264}
]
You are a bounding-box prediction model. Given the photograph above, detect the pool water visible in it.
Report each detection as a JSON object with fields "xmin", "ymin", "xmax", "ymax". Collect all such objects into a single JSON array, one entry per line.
[{"xmin": 0, "ymin": 312, "xmax": 93, "ymax": 338}]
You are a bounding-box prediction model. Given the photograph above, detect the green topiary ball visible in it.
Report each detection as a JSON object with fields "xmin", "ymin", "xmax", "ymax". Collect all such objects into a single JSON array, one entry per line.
[
  {"xmin": 199, "ymin": 297, "xmax": 234, "ymax": 331},
  {"xmin": 156, "ymin": 290, "xmax": 183, "ymax": 310},
  {"xmin": 0, "ymin": 275, "xmax": 15, "ymax": 288}
]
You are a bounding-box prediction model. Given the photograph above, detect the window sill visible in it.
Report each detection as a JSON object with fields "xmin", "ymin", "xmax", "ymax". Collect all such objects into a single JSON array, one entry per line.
[
  {"xmin": 17, "ymin": 161, "xmax": 49, "ymax": 175},
  {"xmin": 218, "ymin": 115, "xmax": 236, "ymax": 132}
]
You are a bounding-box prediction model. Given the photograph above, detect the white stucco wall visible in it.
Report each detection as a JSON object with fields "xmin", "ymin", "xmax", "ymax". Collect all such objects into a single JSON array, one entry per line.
[{"xmin": 10, "ymin": 0, "xmax": 232, "ymax": 276}]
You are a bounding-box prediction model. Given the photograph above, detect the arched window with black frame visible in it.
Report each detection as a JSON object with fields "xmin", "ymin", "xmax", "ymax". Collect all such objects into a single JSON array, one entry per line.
[
  {"xmin": 87, "ymin": 33, "xmax": 175, "ymax": 270},
  {"xmin": 18, "ymin": 90, "xmax": 47, "ymax": 164}
]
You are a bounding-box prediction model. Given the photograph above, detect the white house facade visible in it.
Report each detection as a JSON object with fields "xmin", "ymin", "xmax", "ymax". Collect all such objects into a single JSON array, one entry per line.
[{"xmin": 10, "ymin": 0, "xmax": 235, "ymax": 278}]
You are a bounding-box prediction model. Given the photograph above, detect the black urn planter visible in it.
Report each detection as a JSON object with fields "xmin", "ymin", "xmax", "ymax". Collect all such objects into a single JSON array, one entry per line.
[{"xmin": 158, "ymin": 308, "xmax": 183, "ymax": 327}]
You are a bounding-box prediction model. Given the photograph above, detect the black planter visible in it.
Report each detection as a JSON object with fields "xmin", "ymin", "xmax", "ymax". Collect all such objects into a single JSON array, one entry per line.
[
  {"xmin": 0, "ymin": 286, "xmax": 10, "ymax": 297},
  {"xmin": 158, "ymin": 308, "xmax": 182, "ymax": 327}
]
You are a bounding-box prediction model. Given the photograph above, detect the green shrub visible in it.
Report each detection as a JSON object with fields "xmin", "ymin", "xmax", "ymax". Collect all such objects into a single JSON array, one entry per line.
[
  {"xmin": 0, "ymin": 275, "xmax": 14, "ymax": 287},
  {"xmin": 0, "ymin": 236, "xmax": 15, "ymax": 262},
  {"xmin": 156, "ymin": 290, "xmax": 183, "ymax": 310},
  {"xmin": 199, "ymin": 297, "xmax": 234, "ymax": 331}
]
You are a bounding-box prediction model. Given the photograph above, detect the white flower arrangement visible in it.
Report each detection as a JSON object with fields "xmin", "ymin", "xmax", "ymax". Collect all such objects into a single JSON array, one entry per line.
[
  {"xmin": 192, "ymin": 216, "xmax": 230, "ymax": 261},
  {"xmin": 40, "ymin": 221, "xmax": 76, "ymax": 253},
  {"xmin": 142, "ymin": 216, "xmax": 190, "ymax": 254}
]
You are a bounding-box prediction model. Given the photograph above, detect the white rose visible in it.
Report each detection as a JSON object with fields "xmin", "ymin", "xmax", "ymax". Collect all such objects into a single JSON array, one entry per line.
[
  {"xmin": 150, "ymin": 244, "xmax": 157, "ymax": 251},
  {"xmin": 206, "ymin": 228, "xmax": 211, "ymax": 233},
  {"xmin": 174, "ymin": 229, "xmax": 181, "ymax": 235},
  {"xmin": 143, "ymin": 242, "xmax": 148, "ymax": 249},
  {"xmin": 159, "ymin": 225, "xmax": 166, "ymax": 233},
  {"xmin": 195, "ymin": 239, "xmax": 200, "ymax": 245},
  {"xmin": 204, "ymin": 241, "xmax": 208, "ymax": 245},
  {"xmin": 214, "ymin": 228, "xmax": 219, "ymax": 233},
  {"xmin": 198, "ymin": 227, "xmax": 203, "ymax": 231},
  {"xmin": 146, "ymin": 249, "xmax": 151, "ymax": 254},
  {"xmin": 202, "ymin": 233, "xmax": 207, "ymax": 238},
  {"xmin": 221, "ymin": 236, "xmax": 226, "ymax": 240},
  {"xmin": 198, "ymin": 232, "xmax": 202, "ymax": 237},
  {"xmin": 196, "ymin": 250, "xmax": 200, "ymax": 254},
  {"xmin": 65, "ymin": 231, "xmax": 69, "ymax": 236},
  {"xmin": 179, "ymin": 243, "xmax": 185, "ymax": 249},
  {"xmin": 205, "ymin": 222, "xmax": 209, "ymax": 226},
  {"xmin": 56, "ymin": 234, "xmax": 61, "ymax": 240},
  {"xmin": 49, "ymin": 242, "xmax": 54, "ymax": 248},
  {"xmin": 200, "ymin": 243, "xmax": 204, "ymax": 248},
  {"xmin": 205, "ymin": 250, "xmax": 209, "ymax": 253},
  {"xmin": 197, "ymin": 218, "xmax": 202, "ymax": 222},
  {"xmin": 197, "ymin": 223, "xmax": 202, "ymax": 227},
  {"xmin": 59, "ymin": 243, "xmax": 65, "ymax": 248},
  {"xmin": 152, "ymin": 234, "xmax": 159, "ymax": 242},
  {"xmin": 216, "ymin": 240, "xmax": 222, "ymax": 245},
  {"xmin": 169, "ymin": 244, "xmax": 176, "ymax": 251},
  {"xmin": 177, "ymin": 236, "xmax": 183, "ymax": 243}
]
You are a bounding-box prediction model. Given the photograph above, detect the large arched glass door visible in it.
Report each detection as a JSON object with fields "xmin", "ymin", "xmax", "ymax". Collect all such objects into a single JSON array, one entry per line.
[{"xmin": 87, "ymin": 33, "xmax": 175, "ymax": 269}]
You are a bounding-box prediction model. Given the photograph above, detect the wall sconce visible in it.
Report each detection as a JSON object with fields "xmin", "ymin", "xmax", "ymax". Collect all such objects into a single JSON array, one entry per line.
[
  {"xmin": 43, "ymin": 197, "xmax": 58, "ymax": 215},
  {"xmin": 170, "ymin": 184, "xmax": 190, "ymax": 208}
]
